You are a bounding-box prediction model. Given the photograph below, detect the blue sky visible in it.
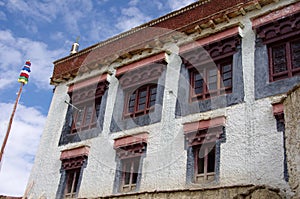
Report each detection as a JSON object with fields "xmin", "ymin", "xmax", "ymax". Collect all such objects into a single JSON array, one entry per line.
[{"xmin": 0, "ymin": 0, "xmax": 196, "ymax": 196}]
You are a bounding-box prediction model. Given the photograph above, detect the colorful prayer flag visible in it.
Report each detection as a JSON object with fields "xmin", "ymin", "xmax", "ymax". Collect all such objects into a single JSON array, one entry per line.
[{"xmin": 18, "ymin": 60, "xmax": 31, "ymax": 84}]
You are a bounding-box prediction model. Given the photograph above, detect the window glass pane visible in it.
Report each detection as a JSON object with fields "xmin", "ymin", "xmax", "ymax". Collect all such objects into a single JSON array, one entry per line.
[
  {"xmin": 138, "ymin": 103, "xmax": 145, "ymax": 111},
  {"xmin": 65, "ymin": 169, "xmax": 80, "ymax": 194},
  {"xmin": 128, "ymin": 93, "xmax": 136, "ymax": 113},
  {"xmin": 150, "ymin": 87, "xmax": 157, "ymax": 94},
  {"xmin": 222, "ymin": 64, "xmax": 231, "ymax": 73},
  {"xmin": 291, "ymin": 40, "xmax": 300, "ymax": 69},
  {"xmin": 272, "ymin": 44, "xmax": 287, "ymax": 73},
  {"xmin": 195, "ymin": 73, "xmax": 202, "ymax": 81},
  {"xmin": 84, "ymin": 105, "xmax": 93, "ymax": 126},
  {"xmin": 66, "ymin": 171, "xmax": 75, "ymax": 193},
  {"xmin": 208, "ymin": 68, "xmax": 217, "ymax": 90},
  {"xmin": 195, "ymin": 87, "xmax": 203, "ymax": 94},
  {"xmin": 139, "ymin": 97, "xmax": 146, "ymax": 104},
  {"xmin": 194, "ymin": 72, "xmax": 204, "ymax": 94},
  {"xmin": 127, "ymin": 85, "xmax": 157, "ymax": 116},
  {"xmin": 149, "ymin": 94, "xmax": 156, "ymax": 107},
  {"xmin": 132, "ymin": 159, "xmax": 140, "ymax": 184},
  {"xmin": 139, "ymin": 90, "xmax": 147, "ymax": 98},
  {"xmin": 123, "ymin": 162, "xmax": 131, "ymax": 185},
  {"xmin": 75, "ymin": 109, "xmax": 84, "ymax": 128},
  {"xmin": 196, "ymin": 148, "xmax": 205, "ymax": 174},
  {"xmin": 207, "ymin": 146, "xmax": 216, "ymax": 173},
  {"xmin": 222, "ymin": 71, "xmax": 232, "ymax": 80},
  {"xmin": 223, "ymin": 79, "xmax": 232, "ymax": 88}
]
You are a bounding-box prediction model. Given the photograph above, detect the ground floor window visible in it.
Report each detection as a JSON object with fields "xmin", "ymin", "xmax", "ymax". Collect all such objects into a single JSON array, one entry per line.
[
  {"xmin": 120, "ymin": 157, "xmax": 141, "ymax": 192},
  {"xmin": 193, "ymin": 143, "xmax": 216, "ymax": 183}
]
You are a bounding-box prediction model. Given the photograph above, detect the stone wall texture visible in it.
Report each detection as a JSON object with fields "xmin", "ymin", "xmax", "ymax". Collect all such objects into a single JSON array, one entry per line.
[
  {"xmin": 284, "ymin": 85, "xmax": 300, "ymax": 199},
  {"xmin": 79, "ymin": 185, "xmax": 283, "ymax": 199}
]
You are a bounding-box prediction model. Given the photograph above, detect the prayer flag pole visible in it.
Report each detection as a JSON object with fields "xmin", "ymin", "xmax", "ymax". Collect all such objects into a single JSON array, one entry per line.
[{"xmin": 0, "ymin": 60, "xmax": 31, "ymax": 165}]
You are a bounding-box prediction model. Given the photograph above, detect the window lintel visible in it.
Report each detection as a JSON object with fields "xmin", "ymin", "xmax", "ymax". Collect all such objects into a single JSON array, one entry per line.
[{"xmin": 183, "ymin": 116, "xmax": 226, "ymax": 134}]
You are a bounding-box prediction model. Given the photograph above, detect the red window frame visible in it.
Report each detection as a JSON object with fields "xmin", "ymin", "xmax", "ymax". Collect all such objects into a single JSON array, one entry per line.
[
  {"xmin": 269, "ymin": 37, "xmax": 300, "ymax": 82},
  {"xmin": 124, "ymin": 84, "xmax": 157, "ymax": 118},
  {"xmin": 193, "ymin": 143, "xmax": 216, "ymax": 183},
  {"xmin": 71, "ymin": 97, "xmax": 101, "ymax": 133},
  {"xmin": 190, "ymin": 57, "xmax": 233, "ymax": 101},
  {"xmin": 120, "ymin": 157, "xmax": 140, "ymax": 192},
  {"xmin": 64, "ymin": 168, "xmax": 81, "ymax": 198}
]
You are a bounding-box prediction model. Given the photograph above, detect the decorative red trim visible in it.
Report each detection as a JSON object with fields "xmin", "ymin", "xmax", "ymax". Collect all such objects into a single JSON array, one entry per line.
[
  {"xmin": 180, "ymin": 26, "xmax": 239, "ymax": 54},
  {"xmin": 118, "ymin": 64, "xmax": 164, "ymax": 89},
  {"xmin": 253, "ymin": 11, "xmax": 300, "ymax": 44},
  {"xmin": 60, "ymin": 146, "xmax": 90, "ymax": 160},
  {"xmin": 183, "ymin": 116, "xmax": 226, "ymax": 134},
  {"xmin": 114, "ymin": 133, "xmax": 148, "ymax": 149},
  {"xmin": 68, "ymin": 74, "xmax": 107, "ymax": 92},
  {"xmin": 272, "ymin": 103, "xmax": 284, "ymax": 116},
  {"xmin": 252, "ymin": 2, "xmax": 300, "ymax": 28},
  {"xmin": 116, "ymin": 53, "xmax": 165, "ymax": 77},
  {"xmin": 272, "ymin": 103, "xmax": 285, "ymax": 123}
]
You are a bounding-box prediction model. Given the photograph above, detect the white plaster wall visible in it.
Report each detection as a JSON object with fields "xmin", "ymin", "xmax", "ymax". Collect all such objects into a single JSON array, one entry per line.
[
  {"xmin": 27, "ymin": 0, "xmax": 296, "ymax": 197},
  {"xmin": 27, "ymin": 84, "xmax": 70, "ymax": 198}
]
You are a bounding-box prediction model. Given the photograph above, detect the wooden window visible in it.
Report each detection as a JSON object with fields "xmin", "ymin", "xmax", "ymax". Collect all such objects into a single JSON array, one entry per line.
[
  {"xmin": 120, "ymin": 157, "xmax": 140, "ymax": 192},
  {"xmin": 64, "ymin": 168, "xmax": 80, "ymax": 198},
  {"xmin": 190, "ymin": 57, "xmax": 232, "ymax": 101},
  {"xmin": 269, "ymin": 38, "xmax": 300, "ymax": 82},
  {"xmin": 124, "ymin": 84, "xmax": 157, "ymax": 118},
  {"xmin": 193, "ymin": 144, "xmax": 216, "ymax": 183},
  {"xmin": 70, "ymin": 97, "xmax": 101, "ymax": 133},
  {"xmin": 114, "ymin": 133, "xmax": 148, "ymax": 193},
  {"xmin": 59, "ymin": 147, "xmax": 89, "ymax": 198},
  {"xmin": 184, "ymin": 117, "xmax": 225, "ymax": 184}
]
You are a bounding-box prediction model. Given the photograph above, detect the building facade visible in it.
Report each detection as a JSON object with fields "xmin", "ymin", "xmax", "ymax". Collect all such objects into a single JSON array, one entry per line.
[{"xmin": 27, "ymin": 0, "xmax": 300, "ymax": 198}]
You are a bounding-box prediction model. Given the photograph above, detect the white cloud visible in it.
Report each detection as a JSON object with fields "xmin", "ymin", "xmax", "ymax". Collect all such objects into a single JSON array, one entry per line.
[
  {"xmin": 167, "ymin": 0, "xmax": 196, "ymax": 10},
  {"xmin": 0, "ymin": 11, "xmax": 6, "ymax": 20},
  {"xmin": 116, "ymin": 6, "xmax": 152, "ymax": 32},
  {"xmin": 0, "ymin": 103, "xmax": 46, "ymax": 196},
  {"xmin": 0, "ymin": 30, "xmax": 65, "ymax": 90}
]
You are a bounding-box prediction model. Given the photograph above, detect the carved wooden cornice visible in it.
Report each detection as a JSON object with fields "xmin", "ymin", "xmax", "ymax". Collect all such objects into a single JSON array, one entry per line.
[
  {"xmin": 118, "ymin": 63, "xmax": 165, "ymax": 89},
  {"xmin": 69, "ymin": 81, "xmax": 109, "ymax": 104},
  {"xmin": 51, "ymin": 0, "xmax": 280, "ymax": 85},
  {"xmin": 255, "ymin": 11, "xmax": 300, "ymax": 44},
  {"xmin": 61, "ymin": 155, "xmax": 88, "ymax": 170},
  {"xmin": 182, "ymin": 34, "xmax": 240, "ymax": 67}
]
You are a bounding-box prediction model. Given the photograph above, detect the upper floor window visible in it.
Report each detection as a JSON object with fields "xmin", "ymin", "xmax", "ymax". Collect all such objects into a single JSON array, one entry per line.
[
  {"xmin": 254, "ymin": 12, "xmax": 300, "ymax": 83},
  {"xmin": 70, "ymin": 98, "xmax": 101, "ymax": 133},
  {"xmin": 183, "ymin": 35, "xmax": 240, "ymax": 102},
  {"xmin": 124, "ymin": 84, "xmax": 157, "ymax": 118},
  {"xmin": 117, "ymin": 62, "xmax": 164, "ymax": 119},
  {"xmin": 269, "ymin": 38, "xmax": 300, "ymax": 82},
  {"xmin": 190, "ymin": 57, "xmax": 232, "ymax": 101},
  {"xmin": 68, "ymin": 80, "xmax": 108, "ymax": 134}
]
